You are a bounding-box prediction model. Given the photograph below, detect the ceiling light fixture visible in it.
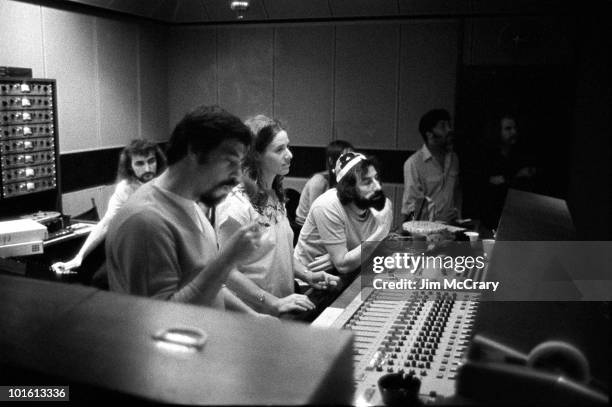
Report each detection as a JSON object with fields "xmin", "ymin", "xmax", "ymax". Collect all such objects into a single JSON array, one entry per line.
[{"xmin": 229, "ymin": 0, "xmax": 250, "ymax": 20}]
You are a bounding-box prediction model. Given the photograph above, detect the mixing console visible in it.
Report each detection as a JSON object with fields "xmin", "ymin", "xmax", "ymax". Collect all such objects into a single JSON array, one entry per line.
[{"xmin": 317, "ymin": 282, "xmax": 480, "ymax": 405}]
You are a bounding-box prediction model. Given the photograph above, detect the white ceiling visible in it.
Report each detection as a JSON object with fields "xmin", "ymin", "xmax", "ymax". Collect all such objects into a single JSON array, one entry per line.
[{"xmin": 57, "ymin": 0, "xmax": 571, "ymax": 23}]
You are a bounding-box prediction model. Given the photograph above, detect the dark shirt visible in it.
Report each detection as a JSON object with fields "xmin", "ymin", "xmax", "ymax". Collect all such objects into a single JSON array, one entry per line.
[{"xmin": 482, "ymin": 145, "xmax": 535, "ymax": 228}]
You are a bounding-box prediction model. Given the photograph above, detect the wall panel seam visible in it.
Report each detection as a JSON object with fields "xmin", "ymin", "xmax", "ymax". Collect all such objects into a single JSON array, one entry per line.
[
  {"xmin": 136, "ymin": 26, "xmax": 143, "ymax": 139},
  {"xmin": 94, "ymin": 18, "xmax": 102, "ymax": 149},
  {"xmin": 39, "ymin": 6, "xmax": 47, "ymax": 77},
  {"xmin": 215, "ymin": 27, "xmax": 220, "ymax": 105},
  {"xmin": 331, "ymin": 25, "xmax": 336, "ymax": 140},
  {"xmin": 272, "ymin": 27, "xmax": 276, "ymax": 118},
  {"xmin": 395, "ymin": 23, "xmax": 402, "ymax": 149}
]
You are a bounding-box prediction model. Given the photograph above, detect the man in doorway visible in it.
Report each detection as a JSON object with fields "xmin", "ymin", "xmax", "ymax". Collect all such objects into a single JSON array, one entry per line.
[
  {"xmin": 107, "ymin": 105, "xmax": 263, "ymax": 311},
  {"xmin": 401, "ymin": 108, "xmax": 461, "ymax": 223}
]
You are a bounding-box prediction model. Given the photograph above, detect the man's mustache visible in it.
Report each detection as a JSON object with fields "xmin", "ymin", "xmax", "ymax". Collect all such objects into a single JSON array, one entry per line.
[
  {"xmin": 214, "ymin": 179, "xmax": 239, "ymax": 189},
  {"xmin": 138, "ymin": 172, "xmax": 155, "ymax": 181},
  {"xmin": 369, "ymin": 190, "xmax": 385, "ymax": 201}
]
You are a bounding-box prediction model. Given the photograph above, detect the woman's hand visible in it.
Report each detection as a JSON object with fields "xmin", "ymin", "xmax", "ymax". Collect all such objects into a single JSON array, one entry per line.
[{"xmin": 274, "ymin": 294, "xmax": 315, "ymax": 314}]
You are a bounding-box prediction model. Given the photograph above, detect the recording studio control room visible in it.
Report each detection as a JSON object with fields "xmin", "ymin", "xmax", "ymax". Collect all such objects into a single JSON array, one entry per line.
[{"xmin": 0, "ymin": 0, "xmax": 610, "ymax": 405}]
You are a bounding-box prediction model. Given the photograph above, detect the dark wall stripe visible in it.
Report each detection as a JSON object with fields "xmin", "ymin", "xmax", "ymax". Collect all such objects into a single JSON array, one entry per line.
[
  {"xmin": 288, "ymin": 146, "xmax": 413, "ymax": 184},
  {"xmin": 60, "ymin": 144, "xmax": 413, "ymax": 193},
  {"xmin": 60, "ymin": 148, "xmax": 122, "ymax": 193}
]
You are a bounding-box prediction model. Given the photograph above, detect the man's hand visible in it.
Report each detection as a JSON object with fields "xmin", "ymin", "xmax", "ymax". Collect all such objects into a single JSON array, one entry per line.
[
  {"xmin": 515, "ymin": 167, "xmax": 535, "ymax": 179},
  {"xmin": 371, "ymin": 198, "xmax": 393, "ymax": 234},
  {"xmin": 50, "ymin": 256, "xmax": 83, "ymax": 274},
  {"xmin": 219, "ymin": 222, "xmax": 264, "ymax": 266},
  {"xmin": 274, "ymin": 294, "xmax": 316, "ymax": 314},
  {"xmin": 489, "ymin": 175, "xmax": 506, "ymax": 185},
  {"xmin": 307, "ymin": 253, "xmax": 334, "ymax": 273},
  {"xmin": 307, "ymin": 271, "xmax": 340, "ymax": 290}
]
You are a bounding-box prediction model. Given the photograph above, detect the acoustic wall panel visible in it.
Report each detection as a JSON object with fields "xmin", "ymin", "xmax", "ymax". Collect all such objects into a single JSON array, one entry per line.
[
  {"xmin": 139, "ymin": 23, "xmax": 169, "ymax": 142},
  {"xmin": 0, "ymin": 0, "xmax": 45, "ymax": 77},
  {"xmin": 167, "ymin": 27, "xmax": 218, "ymax": 127},
  {"xmin": 42, "ymin": 8, "xmax": 98, "ymax": 153},
  {"xmin": 152, "ymin": 0, "xmax": 178, "ymax": 21},
  {"xmin": 397, "ymin": 21, "xmax": 459, "ymax": 151},
  {"xmin": 97, "ymin": 18, "xmax": 139, "ymax": 148},
  {"xmin": 334, "ymin": 24, "xmax": 398, "ymax": 149},
  {"xmin": 217, "ymin": 27, "xmax": 273, "ymax": 121},
  {"xmin": 274, "ymin": 25, "xmax": 333, "ymax": 146}
]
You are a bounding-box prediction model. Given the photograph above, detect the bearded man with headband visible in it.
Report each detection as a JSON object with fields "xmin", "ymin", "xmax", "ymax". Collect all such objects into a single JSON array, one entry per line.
[{"xmin": 294, "ymin": 152, "xmax": 393, "ymax": 275}]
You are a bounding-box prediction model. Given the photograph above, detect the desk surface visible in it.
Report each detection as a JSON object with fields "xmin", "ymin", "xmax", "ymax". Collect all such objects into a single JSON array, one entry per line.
[
  {"xmin": 43, "ymin": 222, "xmax": 96, "ymax": 248},
  {"xmin": 0, "ymin": 276, "xmax": 354, "ymax": 404}
]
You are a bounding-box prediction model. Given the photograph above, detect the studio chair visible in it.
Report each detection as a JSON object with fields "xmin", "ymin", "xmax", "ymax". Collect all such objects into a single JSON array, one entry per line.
[
  {"xmin": 72, "ymin": 198, "xmax": 107, "ymax": 289},
  {"xmin": 73, "ymin": 198, "xmax": 100, "ymax": 222}
]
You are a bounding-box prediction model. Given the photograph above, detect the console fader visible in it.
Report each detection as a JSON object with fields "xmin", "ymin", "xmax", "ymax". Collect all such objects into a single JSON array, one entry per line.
[{"xmin": 320, "ymin": 285, "xmax": 479, "ymax": 405}]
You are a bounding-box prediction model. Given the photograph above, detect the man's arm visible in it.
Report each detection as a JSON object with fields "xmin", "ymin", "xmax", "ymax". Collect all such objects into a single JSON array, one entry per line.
[
  {"xmin": 52, "ymin": 182, "xmax": 131, "ymax": 273},
  {"xmin": 222, "ymin": 286, "xmax": 258, "ymax": 314},
  {"xmin": 315, "ymin": 199, "xmax": 393, "ymax": 274},
  {"xmin": 293, "ymin": 255, "xmax": 339, "ymax": 289},
  {"xmin": 111, "ymin": 211, "xmax": 262, "ymax": 306}
]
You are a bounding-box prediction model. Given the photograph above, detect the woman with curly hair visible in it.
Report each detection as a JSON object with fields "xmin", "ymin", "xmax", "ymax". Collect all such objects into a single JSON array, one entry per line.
[{"xmin": 215, "ymin": 115, "xmax": 339, "ymax": 316}]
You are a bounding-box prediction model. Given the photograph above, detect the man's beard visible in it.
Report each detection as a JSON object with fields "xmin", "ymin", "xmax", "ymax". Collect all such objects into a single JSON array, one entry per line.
[
  {"xmin": 354, "ymin": 190, "xmax": 386, "ymax": 211},
  {"xmin": 199, "ymin": 179, "xmax": 238, "ymax": 207},
  {"xmin": 137, "ymin": 172, "xmax": 155, "ymax": 183}
]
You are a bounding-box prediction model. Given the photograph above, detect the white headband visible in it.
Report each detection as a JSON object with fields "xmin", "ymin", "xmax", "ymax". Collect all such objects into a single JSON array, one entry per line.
[{"xmin": 335, "ymin": 153, "xmax": 366, "ymax": 182}]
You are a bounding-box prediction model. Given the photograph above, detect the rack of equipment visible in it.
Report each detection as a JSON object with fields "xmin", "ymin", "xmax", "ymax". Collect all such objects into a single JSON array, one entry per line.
[{"xmin": 0, "ymin": 78, "xmax": 61, "ymax": 218}]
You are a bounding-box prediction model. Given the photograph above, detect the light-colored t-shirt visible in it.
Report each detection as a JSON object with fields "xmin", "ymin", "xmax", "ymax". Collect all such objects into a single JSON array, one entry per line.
[
  {"xmin": 105, "ymin": 179, "xmax": 142, "ymax": 220},
  {"xmin": 296, "ymin": 172, "xmax": 329, "ymax": 226},
  {"xmin": 294, "ymin": 188, "xmax": 386, "ymax": 267},
  {"xmin": 215, "ymin": 186, "xmax": 294, "ymax": 298}
]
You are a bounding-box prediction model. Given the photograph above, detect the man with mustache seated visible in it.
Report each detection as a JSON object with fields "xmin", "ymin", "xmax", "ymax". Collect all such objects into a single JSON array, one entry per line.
[
  {"xmin": 294, "ymin": 152, "xmax": 393, "ymax": 276},
  {"xmin": 106, "ymin": 105, "xmax": 264, "ymax": 312},
  {"xmin": 51, "ymin": 139, "xmax": 166, "ymax": 274}
]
